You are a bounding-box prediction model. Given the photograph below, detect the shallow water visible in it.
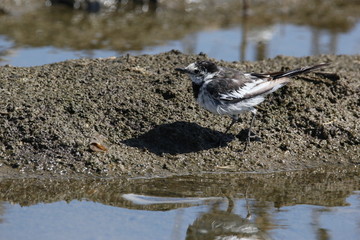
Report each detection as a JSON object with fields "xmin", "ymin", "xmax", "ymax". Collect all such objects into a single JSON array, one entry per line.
[
  {"xmin": 2, "ymin": 22, "xmax": 360, "ymax": 67},
  {"xmin": 0, "ymin": 0, "xmax": 359, "ymax": 66},
  {"xmin": 1, "ymin": 194, "xmax": 359, "ymax": 240},
  {"xmin": 1, "ymin": 168, "xmax": 359, "ymax": 240}
]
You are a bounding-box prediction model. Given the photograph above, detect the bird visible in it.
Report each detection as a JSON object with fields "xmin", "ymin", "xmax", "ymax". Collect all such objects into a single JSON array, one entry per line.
[{"xmin": 175, "ymin": 60, "xmax": 328, "ymax": 150}]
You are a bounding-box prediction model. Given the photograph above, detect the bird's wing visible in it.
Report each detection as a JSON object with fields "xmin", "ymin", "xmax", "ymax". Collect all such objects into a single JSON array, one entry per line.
[{"xmin": 205, "ymin": 71, "xmax": 289, "ymax": 103}]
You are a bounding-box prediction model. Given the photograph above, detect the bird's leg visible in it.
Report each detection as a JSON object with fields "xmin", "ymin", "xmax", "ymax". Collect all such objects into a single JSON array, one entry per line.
[
  {"xmin": 224, "ymin": 115, "xmax": 239, "ymax": 135},
  {"xmin": 244, "ymin": 109, "xmax": 257, "ymax": 151},
  {"xmin": 217, "ymin": 115, "xmax": 238, "ymax": 146}
]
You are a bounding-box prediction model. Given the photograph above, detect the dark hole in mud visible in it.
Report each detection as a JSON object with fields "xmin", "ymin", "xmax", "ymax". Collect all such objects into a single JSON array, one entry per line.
[
  {"xmin": 155, "ymin": 88, "xmax": 176, "ymax": 100},
  {"xmin": 122, "ymin": 121, "xmax": 234, "ymax": 155}
]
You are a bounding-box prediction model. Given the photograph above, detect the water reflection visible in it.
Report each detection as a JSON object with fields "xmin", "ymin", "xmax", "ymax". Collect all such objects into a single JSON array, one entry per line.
[
  {"xmin": 122, "ymin": 194, "xmax": 274, "ymax": 240},
  {"xmin": 47, "ymin": 0, "xmax": 159, "ymax": 13},
  {"xmin": 0, "ymin": 0, "xmax": 359, "ymax": 66},
  {"xmin": 0, "ymin": 202, "xmax": 5, "ymax": 224},
  {"xmin": 0, "ymin": 167, "xmax": 359, "ymax": 239},
  {"xmin": 185, "ymin": 197, "xmax": 271, "ymax": 240}
]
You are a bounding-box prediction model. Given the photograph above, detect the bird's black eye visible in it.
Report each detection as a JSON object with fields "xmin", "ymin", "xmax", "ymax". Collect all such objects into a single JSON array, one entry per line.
[{"xmin": 194, "ymin": 69, "xmax": 200, "ymax": 74}]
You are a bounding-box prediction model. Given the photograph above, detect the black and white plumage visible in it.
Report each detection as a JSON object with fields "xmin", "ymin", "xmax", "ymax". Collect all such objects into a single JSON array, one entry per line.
[{"xmin": 175, "ymin": 60, "xmax": 328, "ymax": 149}]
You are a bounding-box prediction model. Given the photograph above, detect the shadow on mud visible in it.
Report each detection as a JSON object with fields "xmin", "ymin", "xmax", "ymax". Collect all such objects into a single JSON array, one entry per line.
[{"xmin": 122, "ymin": 121, "xmax": 234, "ymax": 155}]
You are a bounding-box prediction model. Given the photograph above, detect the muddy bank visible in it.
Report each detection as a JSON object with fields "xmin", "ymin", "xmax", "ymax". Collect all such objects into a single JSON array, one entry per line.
[{"xmin": 0, "ymin": 52, "xmax": 359, "ymax": 178}]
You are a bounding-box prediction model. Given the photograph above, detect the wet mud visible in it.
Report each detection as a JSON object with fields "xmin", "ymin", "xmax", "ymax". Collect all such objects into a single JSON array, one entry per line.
[{"xmin": 0, "ymin": 51, "xmax": 359, "ymax": 178}]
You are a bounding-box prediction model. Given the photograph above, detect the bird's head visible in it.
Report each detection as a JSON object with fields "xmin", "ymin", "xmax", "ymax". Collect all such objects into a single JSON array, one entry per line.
[{"xmin": 175, "ymin": 61, "xmax": 219, "ymax": 85}]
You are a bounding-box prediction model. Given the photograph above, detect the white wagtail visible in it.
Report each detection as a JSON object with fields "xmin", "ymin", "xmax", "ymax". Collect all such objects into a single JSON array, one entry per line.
[{"xmin": 175, "ymin": 60, "xmax": 328, "ymax": 150}]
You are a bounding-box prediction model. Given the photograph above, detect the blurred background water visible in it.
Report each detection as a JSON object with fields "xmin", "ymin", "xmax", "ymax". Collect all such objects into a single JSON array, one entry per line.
[{"xmin": 0, "ymin": 0, "xmax": 359, "ymax": 66}]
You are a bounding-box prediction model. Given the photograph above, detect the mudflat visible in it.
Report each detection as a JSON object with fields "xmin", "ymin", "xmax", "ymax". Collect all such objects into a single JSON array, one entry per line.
[{"xmin": 0, "ymin": 51, "xmax": 359, "ymax": 178}]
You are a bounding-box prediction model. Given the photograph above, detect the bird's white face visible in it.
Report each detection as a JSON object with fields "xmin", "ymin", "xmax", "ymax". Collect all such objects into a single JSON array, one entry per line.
[
  {"xmin": 183, "ymin": 63, "xmax": 207, "ymax": 84},
  {"xmin": 175, "ymin": 61, "xmax": 220, "ymax": 85}
]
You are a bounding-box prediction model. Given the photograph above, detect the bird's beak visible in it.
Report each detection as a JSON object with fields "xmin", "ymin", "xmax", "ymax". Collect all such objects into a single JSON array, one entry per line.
[{"xmin": 175, "ymin": 68, "xmax": 188, "ymax": 74}]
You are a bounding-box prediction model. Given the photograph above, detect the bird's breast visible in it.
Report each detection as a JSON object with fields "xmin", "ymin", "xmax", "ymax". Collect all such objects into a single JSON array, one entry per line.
[
  {"xmin": 192, "ymin": 82, "xmax": 202, "ymax": 99},
  {"xmin": 196, "ymin": 85, "xmax": 221, "ymax": 115}
]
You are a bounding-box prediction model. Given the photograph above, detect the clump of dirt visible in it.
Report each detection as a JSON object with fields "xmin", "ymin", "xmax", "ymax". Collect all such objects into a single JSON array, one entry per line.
[{"xmin": 0, "ymin": 51, "xmax": 359, "ymax": 178}]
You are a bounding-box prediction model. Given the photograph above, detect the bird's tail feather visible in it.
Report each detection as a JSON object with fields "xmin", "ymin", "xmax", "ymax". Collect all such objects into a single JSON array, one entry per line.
[{"xmin": 271, "ymin": 63, "xmax": 329, "ymax": 79}]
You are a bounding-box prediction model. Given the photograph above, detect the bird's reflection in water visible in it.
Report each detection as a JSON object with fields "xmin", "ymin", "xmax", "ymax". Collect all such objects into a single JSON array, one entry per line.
[
  {"xmin": 122, "ymin": 193, "xmax": 272, "ymax": 239},
  {"xmin": 186, "ymin": 197, "xmax": 272, "ymax": 240}
]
